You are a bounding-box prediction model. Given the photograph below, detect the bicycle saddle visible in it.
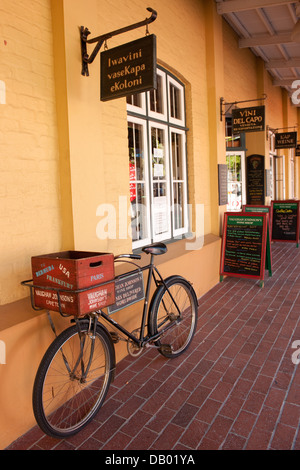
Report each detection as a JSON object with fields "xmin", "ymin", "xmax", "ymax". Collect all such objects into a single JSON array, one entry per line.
[{"xmin": 142, "ymin": 242, "xmax": 167, "ymax": 256}]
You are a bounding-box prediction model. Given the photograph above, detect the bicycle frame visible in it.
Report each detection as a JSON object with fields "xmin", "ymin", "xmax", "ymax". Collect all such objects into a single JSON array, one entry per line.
[{"xmin": 99, "ymin": 254, "xmax": 181, "ymax": 348}]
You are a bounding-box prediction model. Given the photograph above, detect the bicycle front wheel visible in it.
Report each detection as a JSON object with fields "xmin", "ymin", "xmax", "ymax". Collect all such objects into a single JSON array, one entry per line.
[
  {"xmin": 148, "ymin": 276, "xmax": 198, "ymax": 358},
  {"xmin": 33, "ymin": 322, "xmax": 115, "ymax": 438}
]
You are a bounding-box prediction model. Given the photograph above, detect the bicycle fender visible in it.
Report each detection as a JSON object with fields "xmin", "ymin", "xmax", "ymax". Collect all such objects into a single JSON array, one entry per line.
[
  {"xmin": 147, "ymin": 275, "xmax": 198, "ymax": 327},
  {"xmin": 157, "ymin": 275, "xmax": 198, "ymax": 306},
  {"xmin": 75, "ymin": 319, "xmax": 117, "ymax": 381}
]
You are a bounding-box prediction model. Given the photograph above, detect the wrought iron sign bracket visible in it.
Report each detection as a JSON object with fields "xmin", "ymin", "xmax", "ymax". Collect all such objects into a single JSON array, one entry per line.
[
  {"xmin": 220, "ymin": 94, "xmax": 267, "ymax": 121},
  {"xmin": 80, "ymin": 7, "xmax": 157, "ymax": 76},
  {"xmin": 266, "ymin": 124, "xmax": 297, "ymax": 140}
]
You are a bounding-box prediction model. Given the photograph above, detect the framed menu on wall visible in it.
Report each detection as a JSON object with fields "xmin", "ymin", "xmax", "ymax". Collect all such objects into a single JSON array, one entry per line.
[{"xmin": 246, "ymin": 154, "xmax": 265, "ymax": 205}]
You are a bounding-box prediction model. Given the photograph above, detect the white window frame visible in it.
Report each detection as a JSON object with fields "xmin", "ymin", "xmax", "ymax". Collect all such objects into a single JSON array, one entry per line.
[
  {"xmin": 147, "ymin": 69, "xmax": 168, "ymax": 122},
  {"xmin": 226, "ymin": 151, "xmax": 246, "ymax": 211},
  {"xmin": 127, "ymin": 67, "xmax": 188, "ymax": 250},
  {"xmin": 126, "ymin": 93, "xmax": 146, "ymax": 116},
  {"xmin": 167, "ymin": 75, "xmax": 185, "ymax": 127},
  {"xmin": 170, "ymin": 127, "xmax": 188, "ymax": 237}
]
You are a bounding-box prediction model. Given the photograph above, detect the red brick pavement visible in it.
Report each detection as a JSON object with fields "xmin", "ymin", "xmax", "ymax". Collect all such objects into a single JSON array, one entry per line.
[{"xmin": 6, "ymin": 242, "xmax": 300, "ymax": 450}]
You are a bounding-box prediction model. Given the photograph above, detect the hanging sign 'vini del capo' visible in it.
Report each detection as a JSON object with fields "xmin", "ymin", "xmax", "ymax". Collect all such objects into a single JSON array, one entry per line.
[{"xmin": 100, "ymin": 34, "xmax": 157, "ymax": 101}]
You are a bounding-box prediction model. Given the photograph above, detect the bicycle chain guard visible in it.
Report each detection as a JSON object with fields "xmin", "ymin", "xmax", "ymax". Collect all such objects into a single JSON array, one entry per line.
[{"xmin": 127, "ymin": 328, "xmax": 143, "ymax": 357}]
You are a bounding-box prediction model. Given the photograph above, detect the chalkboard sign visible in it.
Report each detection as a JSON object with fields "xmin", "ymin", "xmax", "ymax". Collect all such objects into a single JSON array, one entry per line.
[
  {"xmin": 220, "ymin": 212, "xmax": 269, "ymax": 286},
  {"xmin": 243, "ymin": 205, "xmax": 272, "ymax": 276},
  {"xmin": 243, "ymin": 204, "xmax": 272, "ymax": 231},
  {"xmin": 271, "ymin": 200, "xmax": 300, "ymax": 246},
  {"xmin": 246, "ymin": 154, "xmax": 265, "ymax": 205}
]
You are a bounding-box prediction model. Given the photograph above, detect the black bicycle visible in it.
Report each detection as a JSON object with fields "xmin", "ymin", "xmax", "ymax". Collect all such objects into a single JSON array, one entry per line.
[{"xmin": 23, "ymin": 242, "xmax": 198, "ymax": 438}]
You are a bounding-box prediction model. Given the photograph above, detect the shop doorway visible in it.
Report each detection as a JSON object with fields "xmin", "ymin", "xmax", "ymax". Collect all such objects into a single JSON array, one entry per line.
[{"xmin": 226, "ymin": 151, "xmax": 246, "ymax": 211}]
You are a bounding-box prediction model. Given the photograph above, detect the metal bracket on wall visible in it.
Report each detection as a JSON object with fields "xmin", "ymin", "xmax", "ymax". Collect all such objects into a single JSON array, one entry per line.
[
  {"xmin": 220, "ymin": 94, "xmax": 267, "ymax": 121},
  {"xmin": 80, "ymin": 7, "xmax": 157, "ymax": 76}
]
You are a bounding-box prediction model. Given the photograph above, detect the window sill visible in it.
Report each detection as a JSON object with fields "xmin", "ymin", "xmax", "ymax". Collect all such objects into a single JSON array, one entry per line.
[{"xmin": 134, "ymin": 233, "xmax": 220, "ymax": 265}]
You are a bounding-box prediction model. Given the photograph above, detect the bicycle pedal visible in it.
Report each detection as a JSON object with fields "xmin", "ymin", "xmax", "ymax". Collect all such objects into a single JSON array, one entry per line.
[
  {"xmin": 110, "ymin": 332, "xmax": 120, "ymax": 343},
  {"xmin": 159, "ymin": 344, "xmax": 173, "ymax": 354}
]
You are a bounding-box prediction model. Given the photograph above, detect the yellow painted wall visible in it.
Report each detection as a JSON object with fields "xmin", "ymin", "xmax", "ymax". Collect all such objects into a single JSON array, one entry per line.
[
  {"xmin": 1, "ymin": 0, "xmax": 300, "ymax": 449},
  {"xmin": 0, "ymin": 0, "xmax": 62, "ymax": 305},
  {"xmin": 54, "ymin": 0, "xmax": 212, "ymax": 254},
  {"xmin": 223, "ymin": 21, "xmax": 257, "ymax": 103}
]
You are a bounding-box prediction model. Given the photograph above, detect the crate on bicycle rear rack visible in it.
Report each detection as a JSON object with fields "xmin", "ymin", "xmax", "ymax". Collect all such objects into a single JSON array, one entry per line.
[{"xmin": 31, "ymin": 251, "xmax": 115, "ymax": 317}]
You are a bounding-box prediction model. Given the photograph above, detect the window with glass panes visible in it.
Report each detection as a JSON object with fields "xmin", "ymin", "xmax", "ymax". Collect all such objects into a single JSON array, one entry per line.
[{"xmin": 127, "ymin": 68, "xmax": 188, "ymax": 249}]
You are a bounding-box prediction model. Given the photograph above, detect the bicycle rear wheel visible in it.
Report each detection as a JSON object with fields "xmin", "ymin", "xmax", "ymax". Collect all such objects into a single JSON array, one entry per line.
[
  {"xmin": 148, "ymin": 276, "xmax": 198, "ymax": 358},
  {"xmin": 33, "ymin": 322, "xmax": 115, "ymax": 438}
]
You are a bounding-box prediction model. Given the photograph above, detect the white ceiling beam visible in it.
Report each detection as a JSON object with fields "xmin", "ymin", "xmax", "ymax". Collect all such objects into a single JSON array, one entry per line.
[
  {"xmin": 239, "ymin": 32, "xmax": 292, "ymax": 47},
  {"xmin": 217, "ymin": 0, "xmax": 295, "ymax": 15},
  {"xmin": 266, "ymin": 59, "xmax": 300, "ymax": 69},
  {"xmin": 273, "ymin": 77, "xmax": 298, "ymax": 86}
]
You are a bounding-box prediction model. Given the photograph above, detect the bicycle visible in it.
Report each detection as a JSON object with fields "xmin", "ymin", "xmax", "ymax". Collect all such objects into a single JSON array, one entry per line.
[{"xmin": 22, "ymin": 242, "xmax": 198, "ymax": 439}]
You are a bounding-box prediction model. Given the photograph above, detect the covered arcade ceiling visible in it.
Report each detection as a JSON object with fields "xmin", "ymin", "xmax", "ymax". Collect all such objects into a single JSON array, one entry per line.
[{"xmin": 216, "ymin": 0, "xmax": 300, "ymax": 105}]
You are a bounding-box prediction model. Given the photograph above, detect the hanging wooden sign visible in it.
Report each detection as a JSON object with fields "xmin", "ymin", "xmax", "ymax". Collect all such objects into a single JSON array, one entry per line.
[
  {"xmin": 100, "ymin": 35, "xmax": 157, "ymax": 101},
  {"xmin": 232, "ymin": 106, "xmax": 265, "ymax": 134},
  {"xmin": 220, "ymin": 212, "xmax": 271, "ymax": 287},
  {"xmin": 275, "ymin": 132, "xmax": 297, "ymax": 149}
]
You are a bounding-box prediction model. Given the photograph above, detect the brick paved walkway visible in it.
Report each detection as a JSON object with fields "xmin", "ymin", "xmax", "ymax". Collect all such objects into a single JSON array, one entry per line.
[{"xmin": 6, "ymin": 242, "xmax": 300, "ymax": 450}]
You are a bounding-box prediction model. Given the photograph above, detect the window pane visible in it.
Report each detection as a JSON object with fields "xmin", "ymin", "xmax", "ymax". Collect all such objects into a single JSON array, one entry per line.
[
  {"xmin": 150, "ymin": 126, "xmax": 171, "ymax": 239},
  {"xmin": 128, "ymin": 121, "xmax": 149, "ymax": 243},
  {"xmin": 130, "ymin": 183, "xmax": 149, "ymax": 242},
  {"xmin": 151, "ymin": 127, "xmax": 166, "ymax": 181},
  {"xmin": 149, "ymin": 74, "xmax": 163, "ymax": 114},
  {"xmin": 171, "ymin": 131, "xmax": 186, "ymax": 233},
  {"xmin": 153, "ymin": 184, "xmax": 169, "ymax": 236},
  {"xmin": 171, "ymin": 132, "xmax": 183, "ymax": 180},
  {"xmin": 127, "ymin": 93, "xmax": 143, "ymax": 108},
  {"xmin": 225, "ymin": 117, "xmax": 241, "ymax": 148},
  {"xmin": 128, "ymin": 122, "xmax": 145, "ymax": 180},
  {"xmin": 173, "ymin": 182, "xmax": 185, "ymax": 230},
  {"xmin": 170, "ymin": 83, "xmax": 182, "ymax": 120},
  {"xmin": 226, "ymin": 154, "xmax": 242, "ymax": 211}
]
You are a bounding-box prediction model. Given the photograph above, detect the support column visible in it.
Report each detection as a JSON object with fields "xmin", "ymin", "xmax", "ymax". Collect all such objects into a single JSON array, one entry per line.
[
  {"xmin": 244, "ymin": 57, "xmax": 270, "ymax": 204},
  {"xmin": 205, "ymin": 1, "xmax": 226, "ymax": 236},
  {"xmin": 51, "ymin": 0, "xmax": 74, "ymax": 249}
]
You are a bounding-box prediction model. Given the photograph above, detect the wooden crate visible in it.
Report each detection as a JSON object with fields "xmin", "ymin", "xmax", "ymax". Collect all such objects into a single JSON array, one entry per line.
[{"xmin": 31, "ymin": 251, "xmax": 115, "ymax": 316}]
